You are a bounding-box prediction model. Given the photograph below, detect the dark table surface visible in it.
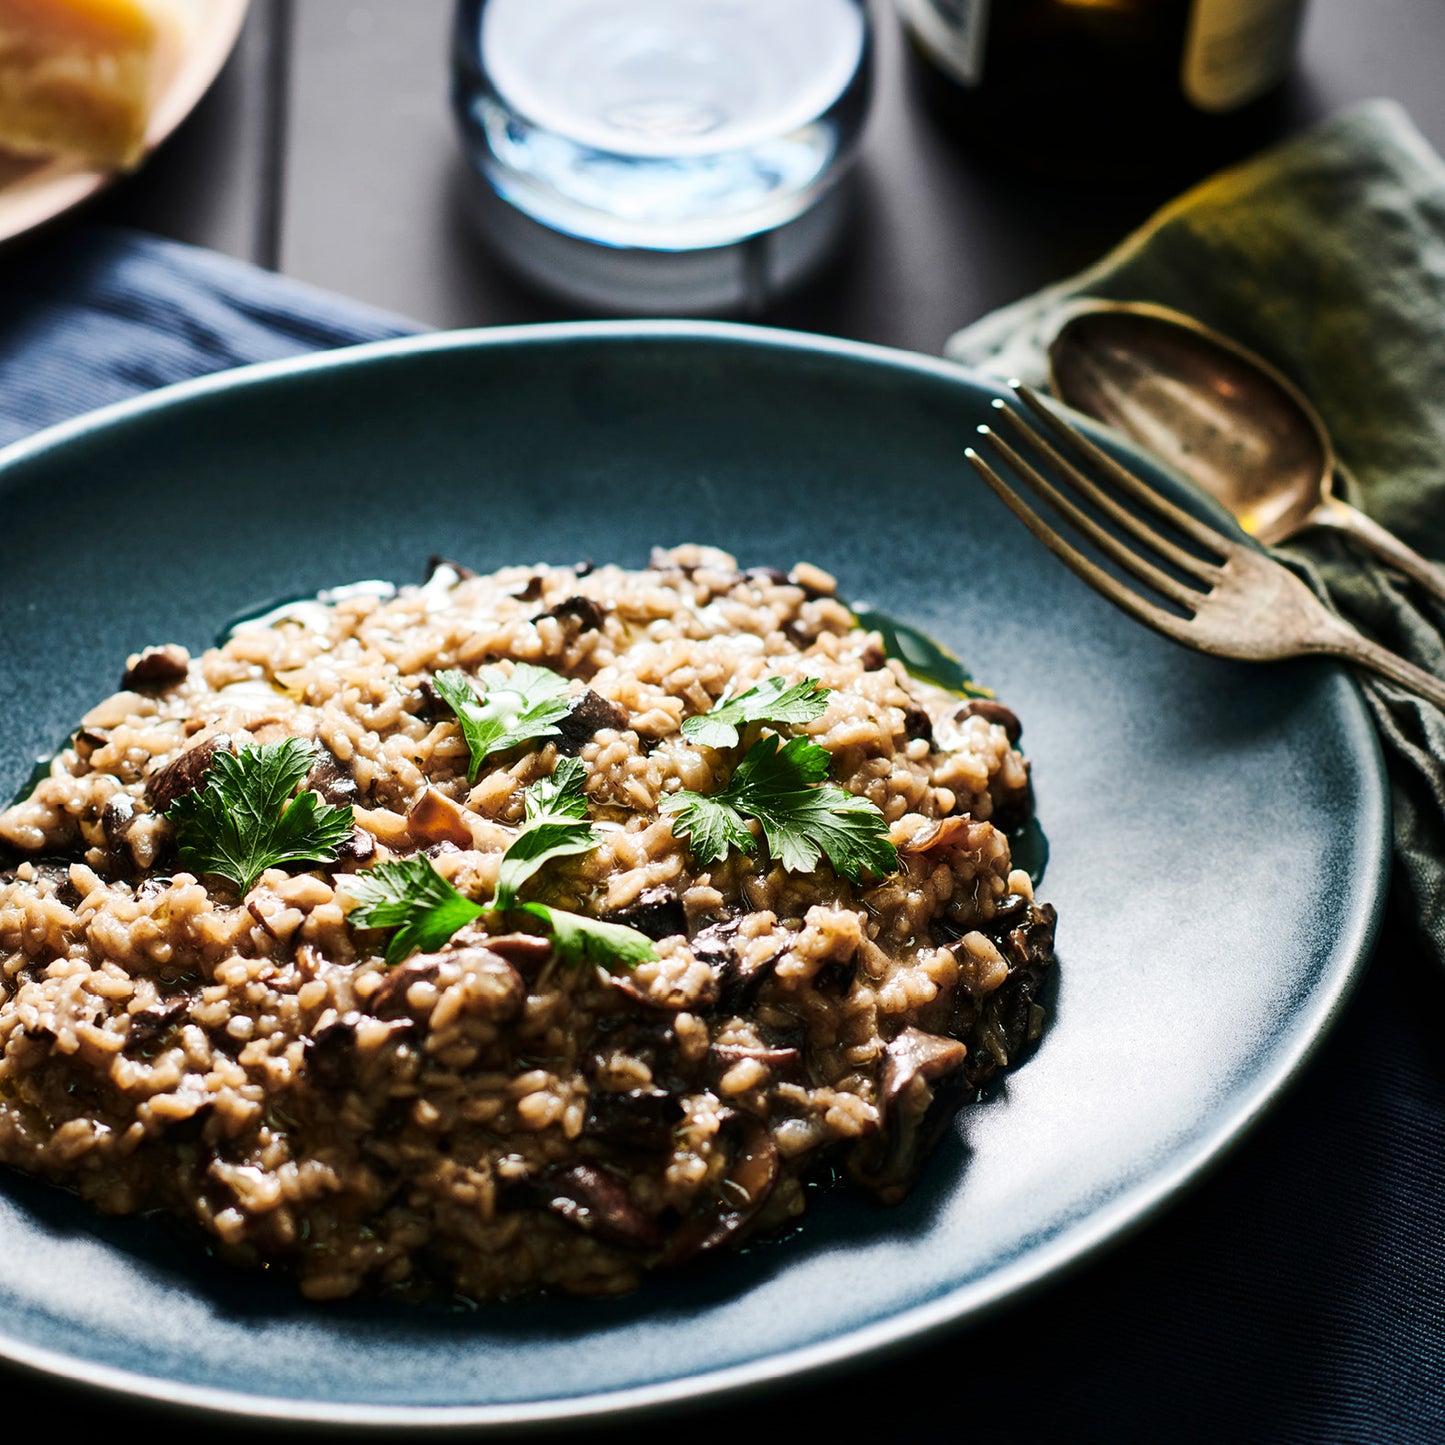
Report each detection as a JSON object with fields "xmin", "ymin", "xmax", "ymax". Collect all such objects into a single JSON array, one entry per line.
[
  {"xmin": 10, "ymin": 0, "xmax": 1445, "ymax": 1439},
  {"xmin": 97, "ymin": 0, "xmax": 1445, "ymax": 351}
]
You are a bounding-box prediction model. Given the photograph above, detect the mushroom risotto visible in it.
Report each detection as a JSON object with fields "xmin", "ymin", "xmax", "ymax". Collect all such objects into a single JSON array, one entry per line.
[{"xmin": 0, "ymin": 546, "xmax": 1056, "ymax": 1302}]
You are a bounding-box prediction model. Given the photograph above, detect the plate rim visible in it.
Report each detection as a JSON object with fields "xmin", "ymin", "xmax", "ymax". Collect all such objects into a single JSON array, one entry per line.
[{"xmin": 0, "ymin": 319, "xmax": 1392, "ymax": 1429}]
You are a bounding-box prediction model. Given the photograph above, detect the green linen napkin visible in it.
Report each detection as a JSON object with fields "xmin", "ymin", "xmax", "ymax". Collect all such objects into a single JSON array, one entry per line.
[{"xmin": 944, "ymin": 99, "xmax": 1445, "ymax": 967}]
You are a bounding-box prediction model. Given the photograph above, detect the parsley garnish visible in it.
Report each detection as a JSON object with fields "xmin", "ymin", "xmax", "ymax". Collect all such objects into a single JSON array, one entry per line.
[
  {"xmin": 517, "ymin": 902, "xmax": 662, "ymax": 969},
  {"xmin": 493, "ymin": 756, "xmax": 600, "ymax": 909},
  {"xmin": 848, "ymin": 605, "xmax": 991, "ymax": 697},
  {"xmin": 662, "ymin": 733, "xmax": 898, "ymax": 884},
  {"xmin": 521, "ymin": 753, "xmax": 589, "ymax": 822},
  {"xmin": 166, "ymin": 737, "xmax": 354, "ymax": 896},
  {"xmin": 432, "ymin": 663, "xmax": 574, "ymax": 782},
  {"xmin": 344, "ymin": 761, "xmax": 657, "ymax": 968},
  {"xmin": 346, "ymin": 855, "xmax": 486, "ymax": 965},
  {"xmin": 680, "ymin": 675, "xmax": 831, "ymax": 749}
]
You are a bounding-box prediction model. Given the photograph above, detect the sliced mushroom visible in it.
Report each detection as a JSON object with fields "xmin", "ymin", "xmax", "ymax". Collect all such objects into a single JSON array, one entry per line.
[
  {"xmin": 483, "ymin": 931, "xmax": 556, "ymax": 981},
  {"xmin": 368, "ymin": 947, "xmax": 525, "ymax": 1025},
  {"xmin": 306, "ymin": 747, "xmax": 359, "ymax": 807},
  {"xmin": 101, "ymin": 793, "xmax": 141, "ymax": 873},
  {"xmin": 414, "ymin": 677, "xmax": 451, "ymax": 721},
  {"xmin": 120, "ymin": 643, "xmax": 190, "ymax": 691},
  {"xmin": 787, "ymin": 565, "xmax": 834, "ymax": 600},
  {"xmin": 597, "ymin": 967, "xmax": 685, "ymax": 1013},
  {"xmin": 304, "ymin": 1011, "xmax": 367, "ymax": 1086},
  {"xmin": 585, "ymin": 1016, "xmax": 694, "ymax": 1094},
  {"xmin": 848, "ymin": 1027, "xmax": 971, "ymax": 1205},
  {"xmin": 968, "ymin": 969, "xmax": 1048, "ymax": 1092},
  {"xmin": 691, "ymin": 918, "xmax": 783, "ymax": 1014},
  {"xmin": 961, "ymin": 901, "xmax": 1057, "ymax": 1090},
  {"xmin": 661, "ymin": 1115, "xmax": 780, "ymax": 1265},
  {"xmin": 304, "ymin": 1010, "xmax": 417, "ymax": 1085},
  {"xmin": 424, "ymin": 556, "xmax": 477, "ymax": 583},
  {"xmin": 584, "ymin": 1087, "xmax": 685, "ymax": 1151},
  {"xmin": 1004, "ymin": 901, "xmax": 1057, "ymax": 971},
  {"xmin": 984, "ymin": 890, "xmax": 1030, "ymax": 934},
  {"xmin": 900, "ymin": 815, "xmax": 980, "ymax": 857},
  {"xmin": 902, "ymin": 706, "xmax": 934, "ymax": 745},
  {"xmin": 534, "ymin": 1163, "xmax": 662, "ymax": 1250},
  {"xmin": 707, "ymin": 1041, "xmax": 805, "ymax": 1086},
  {"xmin": 406, "ymin": 788, "xmax": 474, "ymax": 848},
  {"xmin": 244, "ymin": 895, "xmax": 279, "ymax": 939},
  {"xmin": 367, "ymin": 960, "xmax": 443, "ymax": 1019},
  {"xmin": 877, "ymin": 1028, "xmax": 969, "ymax": 1114},
  {"xmin": 603, "ymin": 886, "xmax": 687, "ymax": 942},
  {"xmin": 538, "ymin": 595, "xmax": 606, "ymax": 633},
  {"xmin": 859, "ymin": 640, "xmax": 888, "ymax": 672},
  {"xmin": 73, "ymin": 727, "xmax": 111, "ymax": 760},
  {"xmin": 123, "ymin": 1000, "xmax": 186, "ymax": 1057},
  {"xmin": 154, "ymin": 1099, "xmax": 215, "ymax": 1143},
  {"xmin": 145, "ymin": 733, "xmax": 233, "ymax": 813},
  {"xmin": 553, "ymin": 690, "xmax": 629, "ymax": 756},
  {"xmin": 333, "ymin": 826, "xmax": 377, "ymax": 864},
  {"xmin": 954, "ymin": 698, "xmax": 1023, "ymax": 745}
]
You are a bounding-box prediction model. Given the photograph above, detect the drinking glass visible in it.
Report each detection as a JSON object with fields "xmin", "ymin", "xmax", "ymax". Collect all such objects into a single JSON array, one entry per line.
[{"xmin": 451, "ymin": 0, "xmax": 875, "ymax": 310}]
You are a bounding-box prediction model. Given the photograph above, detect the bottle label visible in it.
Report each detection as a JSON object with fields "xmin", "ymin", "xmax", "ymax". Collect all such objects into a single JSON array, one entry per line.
[
  {"xmin": 897, "ymin": 0, "xmax": 990, "ymax": 88},
  {"xmin": 1181, "ymin": 0, "xmax": 1306, "ymax": 112}
]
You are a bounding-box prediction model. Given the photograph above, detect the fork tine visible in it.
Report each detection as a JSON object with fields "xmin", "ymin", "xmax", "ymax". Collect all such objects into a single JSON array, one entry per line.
[
  {"xmin": 975, "ymin": 422, "xmax": 1206, "ymax": 612},
  {"xmin": 989, "ymin": 398, "xmax": 1224, "ymax": 587},
  {"xmin": 964, "ymin": 445, "xmax": 1193, "ymax": 645},
  {"xmin": 1010, "ymin": 381, "xmax": 1239, "ymax": 558}
]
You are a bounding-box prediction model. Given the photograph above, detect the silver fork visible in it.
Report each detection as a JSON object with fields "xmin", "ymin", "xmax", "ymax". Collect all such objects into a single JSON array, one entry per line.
[{"xmin": 965, "ymin": 382, "xmax": 1445, "ymax": 711}]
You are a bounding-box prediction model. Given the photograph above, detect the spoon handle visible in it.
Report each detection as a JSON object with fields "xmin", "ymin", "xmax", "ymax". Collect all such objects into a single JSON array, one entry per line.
[{"xmin": 1309, "ymin": 496, "xmax": 1445, "ymax": 605}]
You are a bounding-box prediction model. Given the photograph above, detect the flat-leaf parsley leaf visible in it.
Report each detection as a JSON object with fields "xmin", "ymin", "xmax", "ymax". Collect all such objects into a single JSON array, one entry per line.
[
  {"xmin": 432, "ymin": 663, "xmax": 573, "ymax": 782},
  {"xmin": 663, "ymin": 733, "xmax": 898, "ymax": 884},
  {"xmin": 518, "ymin": 902, "xmax": 661, "ymax": 969},
  {"xmin": 345, "ymin": 855, "xmax": 486, "ymax": 965},
  {"xmin": 680, "ymin": 675, "xmax": 830, "ymax": 749},
  {"xmin": 493, "ymin": 757, "xmax": 600, "ymax": 910},
  {"xmin": 166, "ymin": 737, "xmax": 354, "ymax": 896},
  {"xmin": 521, "ymin": 753, "xmax": 589, "ymax": 823}
]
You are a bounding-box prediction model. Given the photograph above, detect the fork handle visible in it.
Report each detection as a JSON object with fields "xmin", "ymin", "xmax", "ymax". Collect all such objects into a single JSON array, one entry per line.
[
  {"xmin": 1315, "ymin": 618, "xmax": 1445, "ymax": 711},
  {"xmin": 1307, "ymin": 496, "xmax": 1445, "ymax": 607}
]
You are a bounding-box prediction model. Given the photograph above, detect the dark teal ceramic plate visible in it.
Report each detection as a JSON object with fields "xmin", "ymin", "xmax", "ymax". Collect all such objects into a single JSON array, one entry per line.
[{"xmin": 0, "ymin": 323, "xmax": 1388, "ymax": 1428}]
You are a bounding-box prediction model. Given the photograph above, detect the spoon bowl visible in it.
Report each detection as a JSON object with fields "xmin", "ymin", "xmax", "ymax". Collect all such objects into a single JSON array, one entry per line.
[{"xmin": 1046, "ymin": 299, "xmax": 1445, "ymax": 602}]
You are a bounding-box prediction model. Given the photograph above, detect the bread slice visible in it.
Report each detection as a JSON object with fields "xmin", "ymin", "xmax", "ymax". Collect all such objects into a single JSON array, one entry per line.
[{"xmin": 0, "ymin": 0, "xmax": 168, "ymax": 170}]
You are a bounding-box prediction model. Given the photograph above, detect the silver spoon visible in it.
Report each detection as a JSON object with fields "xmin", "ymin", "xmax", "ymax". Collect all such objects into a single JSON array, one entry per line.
[{"xmin": 1046, "ymin": 299, "xmax": 1445, "ymax": 603}]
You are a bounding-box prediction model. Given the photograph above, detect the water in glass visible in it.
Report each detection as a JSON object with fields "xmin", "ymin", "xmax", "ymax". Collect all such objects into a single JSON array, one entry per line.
[{"xmin": 452, "ymin": 0, "xmax": 873, "ymax": 251}]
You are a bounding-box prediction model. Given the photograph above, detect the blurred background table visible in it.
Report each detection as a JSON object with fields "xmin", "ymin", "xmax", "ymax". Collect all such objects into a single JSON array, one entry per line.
[
  {"xmin": 87, "ymin": 0, "xmax": 1445, "ymax": 349},
  {"xmin": 8, "ymin": 0, "xmax": 1445, "ymax": 1440}
]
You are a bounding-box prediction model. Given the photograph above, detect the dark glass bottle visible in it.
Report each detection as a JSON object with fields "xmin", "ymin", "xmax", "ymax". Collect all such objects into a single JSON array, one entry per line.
[{"xmin": 898, "ymin": 0, "xmax": 1309, "ymax": 182}]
